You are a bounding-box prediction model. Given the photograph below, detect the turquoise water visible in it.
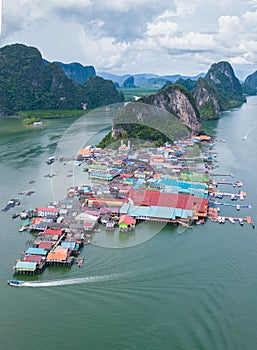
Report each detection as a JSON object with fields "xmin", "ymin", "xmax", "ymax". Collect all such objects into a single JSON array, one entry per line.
[{"xmin": 1, "ymin": 99, "xmax": 257, "ymax": 349}]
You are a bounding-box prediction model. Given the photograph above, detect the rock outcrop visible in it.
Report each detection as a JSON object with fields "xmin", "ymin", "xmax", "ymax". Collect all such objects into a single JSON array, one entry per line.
[
  {"xmin": 205, "ymin": 61, "xmax": 245, "ymax": 110},
  {"xmin": 193, "ymin": 78, "xmax": 220, "ymax": 119},
  {"xmin": 242, "ymin": 71, "xmax": 257, "ymax": 95},
  {"xmin": 139, "ymin": 84, "xmax": 201, "ymax": 133},
  {"xmin": 122, "ymin": 76, "xmax": 136, "ymax": 88}
]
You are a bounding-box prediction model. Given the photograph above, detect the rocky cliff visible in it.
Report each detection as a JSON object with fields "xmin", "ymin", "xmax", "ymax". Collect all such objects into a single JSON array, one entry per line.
[
  {"xmin": 242, "ymin": 71, "xmax": 257, "ymax": 95},
  {"xmin": 122, "ymin": 76, "xmax": 136, "ymax": 88},
  {"xmin": 193, "ymin": 78, "xmax": 220, "ymax": 119},
  {"xmin": 205, "ymin": 61, "xmax": 245, "ymax": 110},
  {"xmin": 139, "ymin": 84, "xmax": 201, "ymax": 133}
]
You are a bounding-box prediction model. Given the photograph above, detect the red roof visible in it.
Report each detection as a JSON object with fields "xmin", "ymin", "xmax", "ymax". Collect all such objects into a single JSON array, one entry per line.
[
  {"xmin": 38, "ymin": 242, "xmax": 53, "ymax": 250},
  {"xmin": 121, "ymin": 174, "xmax": 133, "ymax": 178},
  {"xmin": 125, "ymin": 189, "xmax": 208, "ymax": 213},
  {"xmin": 43, "ymin": 229, "xmax": 63, "ymax": 236},
  {"xmin": 24, "ymin": 255, "xmax": 43, "ymax": 262},
  {"xmin": 35, "ymin": 207, "xmax": 59, "ymax": 212},
  {"xmin": 118, "ymin": 214, "xmax": 136, "ymax": 225}
]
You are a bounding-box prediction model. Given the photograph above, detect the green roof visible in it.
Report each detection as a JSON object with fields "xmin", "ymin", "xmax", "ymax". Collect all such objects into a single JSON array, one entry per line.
[{"xmin": 15, "ymin": 261, "xmax": 37, "ymax": 271}]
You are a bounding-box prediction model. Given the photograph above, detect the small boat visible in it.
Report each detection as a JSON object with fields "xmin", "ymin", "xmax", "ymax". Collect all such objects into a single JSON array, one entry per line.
[
  {"xmin": 43, "ymin": 173, "xmax": 56, "ymax": 178},
  {"xmin": 33, "ymin": 121, "xmax": 43, "ymax": 126},
  {"xmin": 12, "ymin": 212, "xmax": 20, "ymax": 219},
  {"xmin": 228, "ymin": 217, "xmax": 235, "ymax": 224},
  {"xmin": 46, "ymin": 156, "xmax": 55, "ymax": 164},
  {"xmin": 236, "ymin": 205, "xmax": 240, "ymax": 211},
  {"xmin": 238, "ymin": 218, "xmax": 244, "ymax": 226},
  {"xmin": 221, "ymin": 217, "xmax": 225, "ymax": 224},
  {"xmin": 106, "ymin": 221, "xmax": 115, "ymax": 230},
  {"xmin": 7, "ymin": 279, "xmax": 24, "ymax": 287},
  {"xmin": 230, "ymin": 194, "xmax": 237, "ymax": 201},
  {"xmin": 77, "ymin": 259, "xmax": 84, "ymax": 267},
  {"xmin": 1, "ymin": 198, "xmax": 21, "ymax": 212},
  {"xmin": 19, "ymin": 225, "xmax": 29, "ymax": 232},
  {"xmin": 25, "ymin": 191, "xmax": 35, "ymax": 196}
]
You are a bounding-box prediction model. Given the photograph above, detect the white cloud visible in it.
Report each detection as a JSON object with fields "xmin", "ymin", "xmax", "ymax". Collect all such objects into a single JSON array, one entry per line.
[
  {"xmin": 2, "ymin": 0, "xmax": 257, "ymax": 79},
  {"xmin": 146, "ymin": 21, "xmax": 178, "ymax": 37}
]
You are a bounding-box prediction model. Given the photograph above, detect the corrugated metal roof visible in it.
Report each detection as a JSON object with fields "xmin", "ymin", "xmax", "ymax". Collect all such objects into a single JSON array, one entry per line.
[
  {"xmin": 24, "ymin": 255, "xmax": 43, "ymax": 262},
  {"xmin": 35, "ymin": 207, "xmax": 59, "ymax": 212},
  {"xmin": 43, "ymin": 229, "xmax": 62, "ymax": 235},
  {"xmin": 15, "ymin": 261, "xmax": 37, "ymax": 271},
  {"xmin": 120, "ymin": 204, "xmax": 193, "ymax": 220},
  {"xmin": 61, "ymin": 242, "xmax": 77, "ymax": 249},
  {"xmin": 46, "ymin": 252, "xmax": 68, "ymax": 261},
  {"xmin": 38, "ymin": 242, "xmax": 52, "ymax": 249},
  {"xmin": 26, "ymin": 247, "xmax": 48, "ymax": 256},
  {"xmin": 125, "ymin": 189, "xmax": 208, "ymax": 213}
]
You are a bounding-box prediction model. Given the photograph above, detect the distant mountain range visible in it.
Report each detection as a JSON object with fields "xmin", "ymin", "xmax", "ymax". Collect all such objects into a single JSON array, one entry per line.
[
  {"xmin": 0, "ymin": 42, "xmax": 255, "ymax": 130},
  {"xmin": 97, "ymin": 72, "xmax": 205, "ymax": 88}
]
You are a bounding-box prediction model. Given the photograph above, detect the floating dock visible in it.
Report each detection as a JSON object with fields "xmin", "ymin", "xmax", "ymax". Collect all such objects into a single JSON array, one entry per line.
[{"xmin": 208, "ymin": 208, "xmax": 254, "ymax": 228}]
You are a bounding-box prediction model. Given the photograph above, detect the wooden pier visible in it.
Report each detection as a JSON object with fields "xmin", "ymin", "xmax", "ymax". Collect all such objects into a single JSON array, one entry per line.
[
  {"xmin": 209, "ymin": 173, "xmax": 234, "ymax": 178},
  {"xmin": 208, "ymin": 208, "xmax": 254, "ymax": 227},
  {"xmin": 209, "ymin": 190, "xmax": 246, "ymax": 200}
]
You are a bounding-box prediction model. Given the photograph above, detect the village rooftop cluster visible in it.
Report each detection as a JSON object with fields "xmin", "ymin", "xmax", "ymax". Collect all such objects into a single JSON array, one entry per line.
[{"xmin": 9, "ymin": 134, "xmax": 253, "ymax": 276}]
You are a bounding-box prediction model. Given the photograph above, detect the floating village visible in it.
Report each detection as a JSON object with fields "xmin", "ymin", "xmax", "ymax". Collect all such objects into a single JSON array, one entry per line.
[{"xmin": 3, "ymin": 135, "xmax": 255, "ymax": 279}]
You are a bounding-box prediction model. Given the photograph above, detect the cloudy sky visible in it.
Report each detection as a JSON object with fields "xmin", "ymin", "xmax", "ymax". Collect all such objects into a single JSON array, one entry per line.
[{"xmin": 1, "ymin": 0, "xmax": 257, "ymax": 79}]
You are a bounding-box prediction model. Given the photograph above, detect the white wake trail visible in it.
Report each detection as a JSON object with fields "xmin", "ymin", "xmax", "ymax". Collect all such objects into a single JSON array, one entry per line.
[{"xmin": 21, "ymin": 273, "xmax": 125, "ymax": 288}]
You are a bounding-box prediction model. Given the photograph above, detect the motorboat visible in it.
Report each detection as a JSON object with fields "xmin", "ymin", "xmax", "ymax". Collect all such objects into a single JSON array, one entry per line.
[
  {"xmin": 12, "ymin": 213, "xmax": 20, "ymax": 219},
  {"xmin": 46, "ymin": 157, "xmax": 55, "ymax": 164},
  {"xmin": 7, "ymin": 279, "xmax": 24, "ymax": 287},
  {"xmin": 238, "ymin": 218, "xmax": 244, "ymax": 226},
  {"xmin": 228, "ymin": 217, "xmax": 235, "ymax": 224},
  {"xmin": 2, "ymin": 198, "xmax": 21, "ymax": 212}
]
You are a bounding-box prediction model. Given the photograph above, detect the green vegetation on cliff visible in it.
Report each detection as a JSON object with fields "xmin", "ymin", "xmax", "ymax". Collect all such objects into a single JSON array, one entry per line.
[
  {"xmin": 193, "ymin": 77, "xmax": 220, "ymax": 120},
  {"xmin": 174, "ymin": 78, "xmax": 197, "ymax": 92},
  {"xmin": 0, "ymin": 44, "xmax": 123, "ymax": 116},
  {"xmin": 98, "ymin": 101, "xmax": 190, "ymax": 149},
  {"xmin": 84, "ymin": 77, "xmax": 124, "ymax": 109},
  {"xmin": 242, "ymin": 71, "xmax": 257, "ymax": 95},
  {"xmin": 205, "ymin": 61, "xmax": 246, "ymax": 110},
  {"xmin": 198, "ymin": 100, "xmax": 216, "ymax": 119},
  {"xmin": 98, "ymin": 124, "xmax": 172, "ymax": 149}
]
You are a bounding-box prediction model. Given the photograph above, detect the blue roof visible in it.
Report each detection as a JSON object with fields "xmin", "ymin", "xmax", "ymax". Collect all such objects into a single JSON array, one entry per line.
[
  {"xmin": 159, "ymin": 179, "xmax": 207, "ymax": 190},
  {"xmin": 61, "ymin": 242, "xmax": 77, "ymax": 249},
  {"xmin": 26, "ymin": 247, "xmax": 48, "ymax": 256},
  {"xmin": 120, "ymin": 203, "xmax": 193, "ymax": 220}
]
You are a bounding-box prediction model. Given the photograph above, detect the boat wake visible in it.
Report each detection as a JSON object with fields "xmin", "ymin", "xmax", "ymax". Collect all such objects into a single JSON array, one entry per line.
[{"xmin": 21, "ymin": 273, "xmax": 125, "ymax": 288}]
